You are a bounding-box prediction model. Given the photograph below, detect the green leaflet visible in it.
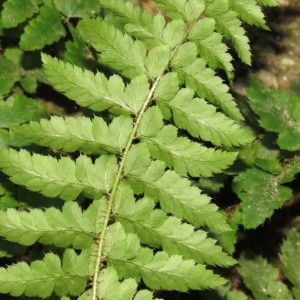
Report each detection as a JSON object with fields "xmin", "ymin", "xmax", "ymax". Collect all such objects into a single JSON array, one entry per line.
[
  {"xmin": 105, "ymin": 223, "xmax": 226, "ymax": 291},
  {"xmin": 156, "ymin": 88, "xmax": 253, "ymax": 147},
  {"xmin": 20, "ymin": 0, "xmax": 66, "ymax": 51},
  {"xmin": 0, "ymin": 149, "xmax": 117, "ymax": 201},
  {"xmin": 172, "ymin": 55, "xmax": 243, "ymax": 120},
  {"xmin": 42, "ymin": 54, "xmax": 150, "ymax": 114},
  {"xmin": 152, "ymin": 0, "xmax": 205, "ymax": 22},
  {"xmin": 124, "ymin": 143, "xmax": 230, "ymax": 231},
  {"xmin": 0, "ymin": 249, "xmax": 90, "ymax": 298},
  {"xmin": 78, "ymin": 17, "xmax": 149, "ymax": 78},
  {"xmin": 138, "ymin": 106, "xmax": 237, "ymax": 177},
  {"xmin": 247, "ymin": 78, "xmax": 300, "ymax": 151},
  {"xmin": 233, "ymin": 168, "xmax": 292, "ymax": 229},
  {"xmin": 0, "ymin": 199, "xmax": 107, "ymax": 248},
  {"xmin": 238, "ymin": 256, "xmax": 293, "ymax": 300},
  {"xmin": 0, "ymin": 57, "xmax": 19, "ymax": 96},
  {"xmin": 114, "ymin": 182, "xmax": 236, "ymax": 266},
  {"xmin": 257, "ymin": 0, "xmax": 279, "ymax": 6},
  {"xmin": 54, "ymin": 0, "xmax": 101, "ymax": 18},
  {"xmin": 205, "ymin": 0, "xmax": 251, "ymax": 64},
  {"xmin": 0, "ymin": 95, "xmax": 46, "ymax": 128},
  {"xmin": 280, "ymin": 229, "xmax": 300, "ymax": 289},
  {"xmin": 98, "ymin": 267, "xmax": 158, "ymax": 300},
  {"xmin": 11, "ymin": 115, "xmax": 133, "ymax": 154},
  {"xmin": 1, "ymin": 0, "xmax": 38, "ymax": 28}
]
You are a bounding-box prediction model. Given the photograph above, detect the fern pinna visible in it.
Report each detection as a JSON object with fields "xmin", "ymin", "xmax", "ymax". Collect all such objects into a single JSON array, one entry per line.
[{"xmin": 0, "ymin": 0, "xmax": 276, "ymax": 299}]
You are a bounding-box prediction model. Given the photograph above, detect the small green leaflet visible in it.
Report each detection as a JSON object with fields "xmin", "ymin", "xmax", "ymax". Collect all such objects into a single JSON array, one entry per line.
[
  {"xmin": 20, "ymin": 0, "xmax": 66, "ymax": 51},
  {"xmin": 0, "ymin": 149, "xmax": 117, "ymax": 201},
  {"xmin": 12, "ymin": 115, "xmax": 133, "ymax": 154}
]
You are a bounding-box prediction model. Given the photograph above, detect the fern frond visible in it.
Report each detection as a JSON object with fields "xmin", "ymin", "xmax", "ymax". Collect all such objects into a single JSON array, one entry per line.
[
  {"xmin": 172, "ymin": 54, "xmax": 243, "ymax": 120},
  {"xmin": 105, "ymin": 223, "xmax": 227, "ymax": 291},
  {"xmin": 138, "ymin": 107, "xmax": 237, "ymax": 177},
  {"xmin": 124, "ymin": 144, "xmax": 230, "ymax": 231},
  {"xmin": 156, "ymin": 88, "xmax": 253, "ymax": 147},
  {"xmin": 1, "ymin": 0, "xmax": 38, "ymax": 28},
  {"xmin": 20, "ymin": 0, "xmax": 66, "ymax": 51},
  {"xmin": 205, "ymin": 0, "xmax": 251, "ymax": 64},
  {"xmin": 11, "ymin": 115, "xmax": 133, "ymax": 154},
  {"xmin": 152, "ymin": 0, "xmax": 205, "ymax": 22},
  {"xmin": 42, "ymin": 54, "xmax": 150, "ymax": 114},
  {"xmin": 97, "ymin": 267, "xmax": 159, "ymax": 300},
  {"xmin": 77, "ymin": 18, "xmax": 149, "ymax": 78},
  {"xmin": 0, "ymin": 199, "xmax": 107, "ymax": 248},
  {"xmin": 229, "ymin": 0, "xmax": 268, "ymax": 29},
  {"xmin": 187, "ymin": 17, "xmax": 233, "ymax": 78},
  {"xmin": 114, "ymin": 182, "xmax": 236, "ymax": 266},
  {"xmin": 0, "ymin": 249, "xmax": 90, "ymax": 298},
  {"xmin": 0, "ymin": 149, "xmax": 117, "ymax": 201}
]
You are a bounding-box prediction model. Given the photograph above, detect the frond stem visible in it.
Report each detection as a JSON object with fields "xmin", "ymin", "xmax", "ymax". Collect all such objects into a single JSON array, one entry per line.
[{"xmin": 92, "ymin": 75, "xmax": 162, "ymax": 300}]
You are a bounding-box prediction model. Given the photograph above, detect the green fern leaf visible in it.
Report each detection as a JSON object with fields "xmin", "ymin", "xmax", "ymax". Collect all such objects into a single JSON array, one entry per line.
[
  {"xmin": 0, "ymin": 149, "xmax": 117, "ymax": 201},
  {"xmin": 105, "ymin": 223, "xmax": 227, "ymax": 291},
  {"xmin": 280, "ymin": 229, "xmax": 300, "ymax": 288},
  {"xmin": 0, "ymin": 95, "xmax": 45, "ymax": 128},
  {"xmin": 20, "ymin": 0, "xmax": 66, "ymax": 51},
  {"xmin": 42, "ymin": 54, "xmax": 149, "ymax": 114},
  {"xmin": 114, "ymin": 182, "xmax": 236, "ymax": 266},
  {"xmin": 239, "ymin": 256, "xmax": 293, "ymax": 300},
  {"xmin": 0, "ymin": 249, "xmax": 90, "ymax": 298},
  {"xmin": 229, "ymin": 0, "xmax": 268, "ymax": 29},
  {"xmin": 205, "ymin": 0, "xmax": 251, "ymax": 64},
  {"xmin": 77, "ymin": 18, "xmax": 149, "ymax": 78},
  {"xmin": 98, "ymin": 267, "xmax": 159, "ymax": 300},
  {"xmin": 247, "ymin": 78, "xmax": 300, "ymax": 151},
  {"xmin": 188, "ymin": 17, "xmax": 233, "ymax": 78},
  {"xmin": 11, "ymin": 115, "xmax": 133, "ymax": 154},
  {"xmin": 157, "ymin": 88, "xmax": 253, "ymax": 147},
  {"xmin": 152, "ymin": 0, "xmax": 205, "ymax": 22},
  {"xmin": 124, "ymin": 144, "xmax": 230, "ymax": 231},
  {"xmin": 233, "ymin": 168, "xmax": 292, "ymax": 229},
  {"xmin": 145, "ymin": 45, "xmax": 170, "ymax": 78},
  {"xmin": 53, "ymin": 0, "xmax": 101, "ymax": 18},
  {"xmin": 0, "ymin": 199, "xmax": 107, "ymax": 248},
  {"xmin": 138, "ymin": 107, "xmax": 237, "ymax": 177},
  {"xmin": 1, "ymin": 0, "xmax": 38, "ymax": 28},
  {"xmin": 0, "ymin": 57, "xmax": 19, "ymax": 96},
  {"xmin": 172, "ymin": 56, "xmax": 243, "ymax": 120}
]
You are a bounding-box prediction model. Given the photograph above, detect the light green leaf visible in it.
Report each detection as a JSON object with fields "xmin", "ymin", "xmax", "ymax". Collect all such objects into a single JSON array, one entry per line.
[
  {"xmin": 257, "ymin": 0, "xmax": 279, "ymax": 5},
  {"xmin": 205, "ymin": 0, "xmax": 251, "ymax": 64},
  {"xmin": 280, "ymin": 229, "xmax": 300, "ymax": 288},
  {"xmin": 54, "ymin": 0, "xmax": 100, "ymax": 18},
  {"xmin": 11, "ymin": 115, "xmax": 133, "ymax": 154},
  {"xmin": 114, "ymin": 182, "xmax": 236, "ymax": 266},
  {"xmin": 98, "ymin": 267, "xmax": 151, "ymax": 300},
  {"xmin": 188, "ymin": 18, "xmax": 233, "ymax": 78},
  {"xmin": 0, "ymin": 199, "xmax": 106, "ymax": 248},
  {"xmin": 173, "ymin": 59, "xmax": 244, "ymax": 120},
  {"xmin": 229, "ymin": 0, "xmax": 268, "ymax": 29},
  {"xmin": 78, "ymin": 17, "xmax": 149, "ymax": 78},
  {"xmin": 158, "ymin": 88, "xmax": 253, "ymax": 147},
  {"xmin": 124, "ymin": 144, "xmax": 230, "ymax": 231},
  {"xmin": 145, "ymin": 45, "xmax": 170, "ymax": 78},
  {"xmin": 0, "ymin": 95, "xmax": 45, "ymax": 128},
  {"xmin": 233, "ymin": 168, "xmax": 292, "ymax": 229},
  {"xmin": 0, "ymin": 57, "xmax": 19, "ymax": 95},
  {"xmin": 0, "ymin": 250, "xmax": 89, "ymax": 298},
  {"xmin": 0, "ymin": 149, "xmax": 117, "ymax": 201},
  {"xmin": 154, "ymin": 72, "xmax": 180, "ymax": 102},
  {"xmin": 42, "ymin": 54, "xmax": 147, "ymax": 114},
  {"xmin": 239, "ymin": 256, "xmax": 293, "ymax": 300},
  {"xmin": 1, "ymin": 0, "xmax": 38, "ymax": 28},
  {"xmin": 20, "ymin": 0, "xmax": 66, "ymax": 51},
  {"xmin": 138, "ymin": 106, "xmax": 237, "ymax": 177},
  {"xmin": 153, "ymin": 0, "xmax": 205, "ymax": 22}
]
